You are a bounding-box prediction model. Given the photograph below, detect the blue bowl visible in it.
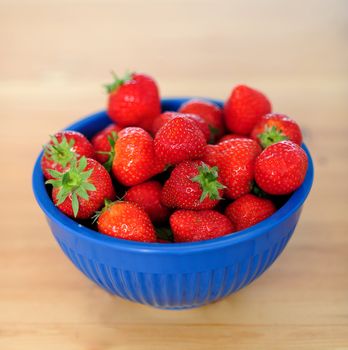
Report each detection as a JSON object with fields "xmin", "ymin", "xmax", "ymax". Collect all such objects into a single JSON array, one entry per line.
[{"xmin": 32, "ymin": 97, "xmax": 314, "ymax": 309}]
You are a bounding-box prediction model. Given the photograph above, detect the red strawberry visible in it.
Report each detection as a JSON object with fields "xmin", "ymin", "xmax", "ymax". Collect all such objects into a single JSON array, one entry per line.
[
  {"xmin": 251, "ymin": 113, "xmax": 303, "ymax": 148},
  {"xmin": 47, "ymin": 157, "xmax": 115, "ymax": 219},
  {"xmin": 97, "ymin": 201, "xmax": 156, "ymax": 242},
  {"xmin": 202, "ymin": 138, "xmax": 261, "ymax": 167},
  {"xmin": 112, "ymin": 127, "xmax": 164, "ymax": 186},
  {"xmin": 255, "ymin": 140, "xmax": 308, "ymax": 195},
  {"xmin": 224, "ymin": 85, "xmax": 271, "ymax": 135},
  {"xmin": 225, "ymin": 194, "xmax": 276, "ymax": 231},
  {"xmin": 161, "ymin": 161, "xmax": 225, "ymax": 210},
  {"xmin": 124, "ymin": 181, "xmax": 170, "ymax": 223},
  {"xmin": 152, "ymin": 111, "xmax": 210, "ymax": 142},
  {"xmin": 41, "ymin": 131, "xmax": 95, "ymax": 180},
  {"xmin": 154, "ymin": 117, "xmax": 206, "ymax": 165},
  {"xmin": 203, "ymin": 138, "xmax": 261, "ymax": 199},
  {"xmin": 91, "ymin": 124, "xmax": 122, "ymax": 171},
  {"xmin": 170, "ymin": 210, "xmax": 235, "ymax": 242},
  {"xmin": 218, "ymin": 134, "xmax": 247, "ymax": 143},
  {"xmin": 201, "ymin": 144, "xmax": 221, "ymax": 167},
  {"xmin": 178, "ymin": 99, "xmax": 225, "ymax": 142},
  {"xmin": 105, "ymin": 72, "xmax": 160, "ymax": 131}
]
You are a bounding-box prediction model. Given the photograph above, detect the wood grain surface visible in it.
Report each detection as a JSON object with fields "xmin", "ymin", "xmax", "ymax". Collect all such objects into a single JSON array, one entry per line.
[{"xmin": 1, "ymin": 0, "xmax": 347, "ymax": 349}]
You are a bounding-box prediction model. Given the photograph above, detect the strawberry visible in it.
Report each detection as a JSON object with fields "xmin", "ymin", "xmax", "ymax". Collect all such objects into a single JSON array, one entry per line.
[
  {"xmin": 224, "ymin": 85, "xmax": 271, "ymax": 135},
  {"xmin": 161, "ymin": 161, "xmax": 225, "ymax": 210},
  {"xmin": 255, "ymin": 140, "xmax": 308, "ymax": 195},
  {"xmin": 96, "ymin": 201, "xmax": 156, "ymax": 242},
  {"xmin": 41, "ymin": 131, "xmax": 95, "ymax": 180},
  {"xmin": 218, "ymin": 134, "xmax": 247, "ymax": 143},
  {"xmin": 152, "ymin": 111, "xmax": 210, "ymax": 141},
  {"xmin": 201, "ymin": 144, "xmax": 221, "ymax": 167},
  {"xmin": 154, "ymin": 117, "xmax": 206, "ymax": 165},
  {"xmin": 178, "ymin": 99, "xmax": 225, "ymax": 142},
  {"xmin": 225, "ymin": 194, "xmax": 276, "ymax": 231},
  {"xmin": 105, "ymin": 72, "xmax": 160, "ymax": 131},
  {"xmin": 170, "ymin": 210, "xmax": 235, "ymax": 242},
  {"xmin": 112, "ymin": 127, "xmax": 164, "ymax": 186},
  {"xmin": 91, "ymin": 124, "xmax": 122, "ymax": 171},
  {"xmin": 203, "ymin": 138, "xmax": 261, "ymax": 199},
  {"xmin": 124, "ymin": 181, "xmax": 170, "ymax": 224},
  {"xmin": 46, "ymin": 157, "xmax": 115, "ymax": 219},
  {"xmin": 251, "ymin": 113, "xmax": 303, "ymax": 148},
  {"xmin": 203, "ymin": 138, "xmax": 261, "ymax": 166}
]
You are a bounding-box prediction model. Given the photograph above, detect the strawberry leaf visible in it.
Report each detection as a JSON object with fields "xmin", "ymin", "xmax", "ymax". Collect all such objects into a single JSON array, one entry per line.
[
  {"xmin": 155, "ymin": 227, "xmax": 174, "ymax": 242},
  {"xmin": 258, "ymin": 126, "xmax": 288, "ymax": 148},
  {"xmin": 191, "ymin": 162, "xmax": 226, "ymax": 202},
  {"xmin": 46, "ymin": 157, "xmax": 97, "ymax": 217},
  {"xmin": 100, "ymin": 131, "xmax": 118, "ymax": 172},
  {"xmin": 44, "ymin": 135, "xmax": 77, "ymax": 168},
  {"xmin": 71, "ymin": 192, "xmax": 79, "ymax": 217},
  {"xmin": 104, "ymin": 71, "xmax": 133, "ymax": 94}
]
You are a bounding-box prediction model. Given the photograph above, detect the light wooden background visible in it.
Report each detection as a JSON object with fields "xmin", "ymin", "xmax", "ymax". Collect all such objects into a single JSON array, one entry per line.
[{"xmin": 1, "ymin": 0, "xmax": 347, "ymax": 349}]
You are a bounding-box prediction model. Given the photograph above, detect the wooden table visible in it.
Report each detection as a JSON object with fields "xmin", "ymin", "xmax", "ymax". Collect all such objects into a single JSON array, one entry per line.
[{"xmin": 1, "ymin": 1, "xmax": 347, "ymax": 349}]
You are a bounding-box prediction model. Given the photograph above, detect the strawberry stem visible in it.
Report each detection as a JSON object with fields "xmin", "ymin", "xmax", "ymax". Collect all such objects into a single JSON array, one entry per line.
[
  {"xmin": 91, "ymin": 198, "xmax": 115, "ymax": 224},
  {"xmin": 258, "ymin": 126, "xmax": 288, "ymax": 148},
  {"xmin": 104, "ymin": 71, "xmax": 133, "ymax": 94},
  {"xmin": 191, "ymin": 162, "xmax": 226, "ymax": 202},
  {"xmin": 45, "ymin": 156, "xmax": 96, "ymax": 217},
  {"xmin": 43, "ymin": 135, "xmax": 76, "ymax": 168},
  {"xmin": 97, "ymin": 131, "xmax": 118, "ymax": 172}
]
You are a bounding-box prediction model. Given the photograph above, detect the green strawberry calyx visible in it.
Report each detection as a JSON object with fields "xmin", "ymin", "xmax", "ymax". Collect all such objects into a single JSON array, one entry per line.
[
  {"xmin": 208, "ymin": 125, "xmax": 220, "ymax": 144},
  {"xmin": 258, "ymin": 125, "xmax": 288, "ymax": 148},
  {"xmin": 46, "ymin": 156, "xmax": 96, "ymax": 217},
  {"xmin": 155, "ymin": 227, "xmax": 174, "ymax": 242},
  {"xmin": 251, "ymin": 182, "xmax": 270, "ymax": 199},
  {"xmin": 91, "ymin": 198, "xmax": 117, "ymax": 224},
  {"xmin": 191, "ymin": 162, "xmax": 226, "ymax": 202},
  {"xmin": 44, "ymin": 135, "xmax": 76, "ymax": 168},
  {"xmin": 104, "ymin": 71, "xmax": 134, "ymax": 94},
  {"xmin": 95, "ymin": 131, "xmax": 118, "ymax": 172}
]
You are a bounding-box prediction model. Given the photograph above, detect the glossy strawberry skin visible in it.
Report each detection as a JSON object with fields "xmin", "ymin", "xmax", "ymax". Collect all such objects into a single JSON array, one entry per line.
[
  {"xmin": 51, "ymin": 158, "xmax": 115, "ymax": 219},
  {"xmin": 203, "ymin": 138, "xmax": 261, "ymax": 165},
  {"xmin": 225, "ymin": 194, "xmax": 276, "ymax": 231},
  {"xmin": 41, "ymin": 131, "xmax": 95, "ymax": 180},
  {"xmin": 170, "ymin": 210, "xmax": 235, "ymax": 243},
  {"xmin": 178, "ymin": 99, "xmax": 225, "ymax": 141},
  {"xmin": 91, "ymin": 124, "xmax": 122, "ymax": 164},
  {"xmin": 161, "ymin": 161, "xmax": 224, "ymax": 210},
  {"xmin": 97, "ymin": 201, "xmax": 157, "ymax": 242},
  {"xmin": 124, "ymin": 181, "xmax": 170, "ymax": 224},
  {"xmin": 255, "ymin": 141, "xmax": 308, "ymax": 195},
  {"xmin": 107, "ymin": 73, "xmax": 161, "ymax": 131},
  {"xmin": 218, "ymin": 134, "xmax": 247, "ymax": 143},
  {"xmin": 152, "ymin": 111, "xmax": 210, "ymax": 141},
  {"xmin": 203, "ymin": 138, "xmax": 261, "ymax": 199},
  {"xmin": 112, "ymin": 127, "xmax": 164, "ymax": 186},
  {"xmin": 251, "ymin": 113, "xmax": 303, "ymax": 147},
  {"xmin": 154, "ymin": 117, "xmax": 207, "ymax": 165},
  {"xmin": 224, "ymin": 85, "xmax": 271, "ymax": 135},
  {"xmin": 201, "ymin": 144, "xmax": 221, "ymax": 167}
]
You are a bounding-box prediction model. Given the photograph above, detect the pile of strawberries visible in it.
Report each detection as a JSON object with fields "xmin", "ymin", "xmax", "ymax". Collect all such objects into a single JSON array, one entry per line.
[{"xmin": 42, "ymin": 72, "xmax": 308, "ymax": 243}]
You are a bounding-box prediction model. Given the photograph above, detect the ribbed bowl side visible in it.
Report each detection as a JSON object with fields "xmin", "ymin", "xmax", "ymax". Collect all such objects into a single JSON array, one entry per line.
[{"xmin": 53, "ymin": 227, "xmax": 295, "ymax": 309}]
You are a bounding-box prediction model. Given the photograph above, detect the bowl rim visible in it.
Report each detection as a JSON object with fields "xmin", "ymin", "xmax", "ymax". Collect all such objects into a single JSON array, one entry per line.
[{"xmin": 32, "ymin": 97, "xmax": 314, "ymax": 254}]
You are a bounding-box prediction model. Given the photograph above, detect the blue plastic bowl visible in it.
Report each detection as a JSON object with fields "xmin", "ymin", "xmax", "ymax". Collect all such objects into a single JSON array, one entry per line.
[{"xmin": 32, "ymin": 97, "xmax": 314, "ymax": 309}]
